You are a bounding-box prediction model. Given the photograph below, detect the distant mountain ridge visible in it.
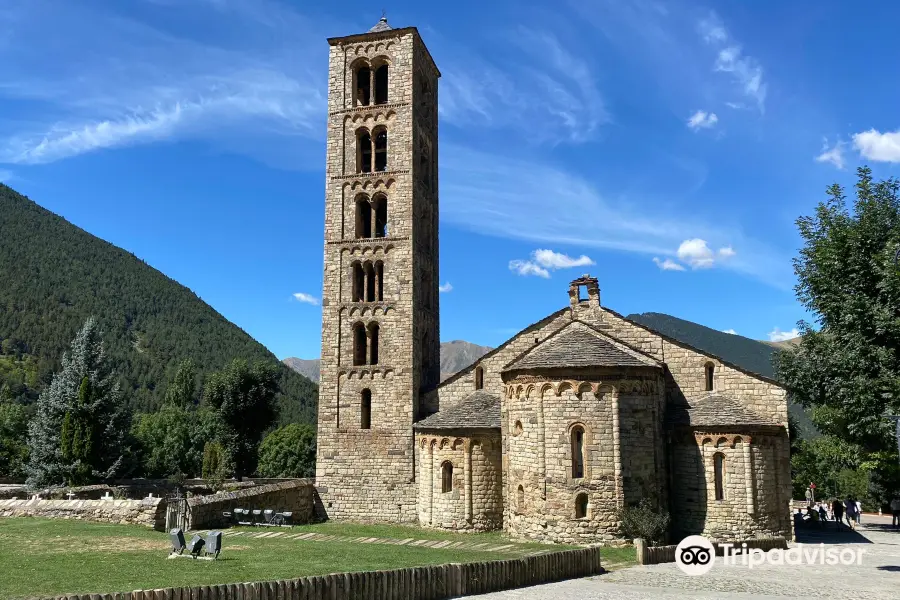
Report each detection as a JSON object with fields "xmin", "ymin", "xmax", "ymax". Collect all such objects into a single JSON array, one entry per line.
[
  {"xmin": 0, "ymin": 184, "xmax": 318, "ymax": 425},
  {"xmin": 283, "ymin": 340, "xmax": 493, "ymax": 383}
]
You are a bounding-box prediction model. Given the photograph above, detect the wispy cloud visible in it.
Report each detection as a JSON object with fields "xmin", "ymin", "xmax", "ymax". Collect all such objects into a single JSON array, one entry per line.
[
  {"xmin": 0, "ymin": 0, "xmax": 326, "ymax": 166},
  {"xmin": 652, "ymin": 257, "xmax": 685, "ymax": 271},
  {"xmin": 438, "ymin": 282, "xmax": 453, "ymax": 293},
  {"xmin": 852, "ymin": 129, "xmax": 900, "ymax": 163},
  {"xmin": 768, "ymin": 327, "xmax": 799, "ymax": 342},
  {"xmin": 509, "ymin": 260, "xmax": 550, "ymax": 278},
  {"xmin": 687, "ymin": 110, "xmax": 718, "ymax": 130},
  {"xmin": 815, "ymin": 138, "xmax": 845, "ymax": 169},
  {"xmin": 439, "ymin": 27, "xmax": 607, "ymax": 144},
  {"xmin": 292, "ymin": 292, "xmax": 319, "ymax": 305},
  {"xmin": 442, "ymin": 144, "xmax": 789, "ymax": 287},
  {"xmin": 698, "ymin": 13, "xmax": 767, "ymax": 112},
  {"xmin": 509, "ymin": 249, "xmax": 595, "ymax": 279}
]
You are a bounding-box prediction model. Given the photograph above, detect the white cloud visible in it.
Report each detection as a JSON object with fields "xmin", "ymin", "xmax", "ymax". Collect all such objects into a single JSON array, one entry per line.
[
  {"xmin": 723, "ymin": 329, "xmax": 737, "ymax": 335},
  {"xmin": 675, "ymin": 238, "xmax": 736, "ymax": 269},
  {"xmin": 438, "ymin": 282, "xmax": 453, "ymax": 293},
  {"xmin": 687, "ymin": 110, "xmax": 718, "ymax": 130},
  {"xmin": 532, "ymin": 249, "xmax": 595, "ymax": 269},
  {"xmin": 852, "ymin": 129, "xmax": 900, "ymax": 163},
  {"xmin": 509, "ymin": 260, "xmax": 550, "ymax": 278},
  {"xmin": 815, "ymin": 138, "xmax": 845, "ymax": 169},
  {"xmin": 698, "ymin": 14, "xmax": 767, "ymax": 112},
  {"xmin": 652, "ymin": 257, "xmax": 685, "ymax": 271},
  {"xmin": 768, "ymin": 327, "xmax": 800, "ymax": 342},
  {"xmin": 0, "ymin": 1, "xmax": 326, "ymax": 166},
  {"xmin": 291, "ymin": 292, "xmax": 319, "ymax": 305}
]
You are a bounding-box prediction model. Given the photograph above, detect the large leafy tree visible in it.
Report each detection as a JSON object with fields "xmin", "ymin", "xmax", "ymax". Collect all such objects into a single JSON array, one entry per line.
[
  {"xmin": 204, "ymin": 359, "xmax": 279, "ymax": 480},
  {"xmin": 257, "ymin": 423, "xmax": 316, "ymax": 478},
  {"xmin": 26, "ymin": 318, "xmax": 129, "ymax": 487},
  {"xmin": 163, "ymin": 359, "xmax": 197, "ymax": 409},
  {"xmin": 0, "ymin": 399, "xmax": 29, "ymax": 478},
  {"xmin": 776, "ymin": 167, "xmax": 900, "ymax": 501}
]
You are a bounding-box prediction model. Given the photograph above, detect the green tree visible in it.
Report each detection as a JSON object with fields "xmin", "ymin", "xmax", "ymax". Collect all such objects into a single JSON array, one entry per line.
[
  {"xmin": 776, "ymin": 167, "xmax": 900, "ymax": 504},
  {"xmin": 131, "ymin": 404, "xmax": 225, "ymax": 478},
  {"xmin": 164, "ymin": 359, "xmax": 197, "ymax": 408},
  {"xmin": 0, "ymin": 399, "xmax": 29, "ymax": 478},
  {"xmin": 204, "ymin": 359, "xmax": 279, "ymax": 480},
  {"xmin": 202, "ymin": 441, "xmax": 227, "ymax": 490},
  {"xmin": 257, "ymin": 423, "xmax": 316, "ymax": 478},
  {"xmin": 25, "ymin": 318, "xmax": 129, "ymax": 487}
]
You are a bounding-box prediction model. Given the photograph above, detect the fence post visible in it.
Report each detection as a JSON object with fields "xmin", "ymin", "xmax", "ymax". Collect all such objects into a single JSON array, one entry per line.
[{"xmin": 634, "ymin": 538, "xmax": 647, "ymax": 565}]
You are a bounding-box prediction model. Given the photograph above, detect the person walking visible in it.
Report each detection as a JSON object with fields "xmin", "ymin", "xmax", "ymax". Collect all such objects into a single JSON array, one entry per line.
[
  {"xmin": 845, "ymin": 496, "xmax": 857, "ymax": 530},
  {"xmin": 855, "ymin": 499, "xmax": 862, "ymax": 525},
  {"xmin": 817, "ymin": 502, "xmax": 828, "ymax": 523},
  {"xmin": 832, "ymin": 498, "xmax": 844, "ymax": 528},
  {"xmin": 890, "ymin": 496, "xmax": 900, "ymax": 528}
]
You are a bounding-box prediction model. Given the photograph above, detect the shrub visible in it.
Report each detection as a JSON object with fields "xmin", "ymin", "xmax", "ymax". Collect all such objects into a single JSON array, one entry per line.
[
  {"xmin": 617, "ymin": 498, "xmax": 670, "ymax": 546},
  {"xmin": 257, "ymin": 423, "xmax": 316, "ymax": 478},
  {"xmin": 202, "ymin": 441, "xmax": 227, "ymax": 491}
]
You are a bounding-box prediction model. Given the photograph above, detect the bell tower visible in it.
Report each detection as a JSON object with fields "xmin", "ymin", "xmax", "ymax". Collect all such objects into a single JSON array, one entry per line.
[{"xmin": 315, "ymin": 17, "xmax": 441, "ymax": 522}]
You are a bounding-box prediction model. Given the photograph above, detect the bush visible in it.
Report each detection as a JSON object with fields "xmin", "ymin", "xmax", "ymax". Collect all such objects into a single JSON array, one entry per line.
[
  {"xmin": 257, "ymin": 423, "xmax": 316, "ymax": 478},
  {"xmin": 617, "ymin": 498, "xmax": 670, "ymax": 546}
]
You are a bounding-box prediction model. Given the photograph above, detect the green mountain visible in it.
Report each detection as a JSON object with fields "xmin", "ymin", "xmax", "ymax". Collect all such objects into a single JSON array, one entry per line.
[
  {"xmin": 625, "ymin": 312, "xmax": 815, "ymax": 437},
  {"xmin": 0, "ymin": 184, "xmax": 317, "ymax": 425}
]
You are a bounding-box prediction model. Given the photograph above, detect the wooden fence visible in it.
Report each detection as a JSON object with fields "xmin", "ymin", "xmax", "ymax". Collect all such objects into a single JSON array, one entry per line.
[
  {"xmin": 635, "ymin": 537, "xmax": 789, "ymax": 565},
  {"xmin": 31, "ymin": 547, "xmax": 603, "ymax": 600}
]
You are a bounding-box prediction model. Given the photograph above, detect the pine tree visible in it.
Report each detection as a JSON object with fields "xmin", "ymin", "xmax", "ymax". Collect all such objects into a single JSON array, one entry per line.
[{"xmin": 26, "ymin": 317, "xmax": 129, "ymax": 488}]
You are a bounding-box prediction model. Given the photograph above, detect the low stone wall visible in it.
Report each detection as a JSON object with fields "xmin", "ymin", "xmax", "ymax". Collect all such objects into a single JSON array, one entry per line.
[
  {"xmin": 31, "ymin": 546, "xmax": 602, "ymax": 600},
  {"xmin": 0, "ymin": 497, "xmax": 167, "ymax": 530},
  {"xmin": 186, "ymin": 479, "xmax": 316, "ymax": 530},
  {"xmin": 634, "ymin": 537, "xmax": 789, "ymax": 565}
]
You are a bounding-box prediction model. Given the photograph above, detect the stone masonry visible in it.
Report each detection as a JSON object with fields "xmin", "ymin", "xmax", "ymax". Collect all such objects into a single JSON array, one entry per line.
[
  {"xmin": 0, "ymin": 497, "xmax": 167, "ymax": 530},
  {"xmin": 315, "ymin": 18, "xmax": 441, "ymax": 524}
]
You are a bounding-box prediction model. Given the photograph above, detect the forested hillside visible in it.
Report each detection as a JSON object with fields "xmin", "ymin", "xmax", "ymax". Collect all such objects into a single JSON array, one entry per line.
[
  {"xmin": 0, "ymin": 184, "xmax": 316, "ymax": 425},
  {"xmin": 626, "ymin": 312, "xmax": 815, "ymax": 436}
]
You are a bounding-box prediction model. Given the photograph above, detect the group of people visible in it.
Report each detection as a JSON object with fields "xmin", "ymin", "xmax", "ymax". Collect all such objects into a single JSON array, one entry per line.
[{"xmin": 795, "ymin": 497, "xmax": 862, "ymax": 530}]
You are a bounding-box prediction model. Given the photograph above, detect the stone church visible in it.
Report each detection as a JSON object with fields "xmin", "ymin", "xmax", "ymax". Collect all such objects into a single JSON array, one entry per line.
[{"xmin": 315, "ymin": 18, "xmax": 793, "ymax": 545}]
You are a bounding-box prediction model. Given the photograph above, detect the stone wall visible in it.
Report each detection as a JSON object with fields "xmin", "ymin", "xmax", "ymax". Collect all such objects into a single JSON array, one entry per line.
[
  {"xmin": 416, "ymin": 430, "xmax": 502, "ymax": 531},
  {"xmin": 316, "ymin": 26, "xmax": 440, "ymax": 525},
  {"xmin": 0, "ymin": 497, "xmax": 166, "ymax": 530},
  {"xmin": 187, "ymin": 480, "xmax": 316, "ymax": 530},
  {"xmin": 34, "ymin": 546, "xmax": 603, "ymax": 600}
]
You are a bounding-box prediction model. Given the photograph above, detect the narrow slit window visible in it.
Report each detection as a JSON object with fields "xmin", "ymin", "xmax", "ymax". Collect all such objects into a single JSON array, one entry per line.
[
  {"xmin": 358, "ymin": 131, "xmax": 372, "ymax": 173},
  {"xmin": 364, "ymin": 262, "xmax": 376, "ymax": 302},
  {"xmin": 575, "ymin": 493, "xmax": 588, "ymax": 519},
  {"xmin": 356, "ymin": 66, "xmax": 371, "ymax": 106},
  {"xmin": 474, "ymin": 366, "xmax": 484, "ymax": 390},
  {"xmin": 441, "ymin": 461, "xmax": 453, "ymax": 493},
  {"xmin": 374, "ymin": 130, "xmax": 387, "ymax": 172},
  {"xmin": 373, "ymin": 196, "xmax": 388, "ymax": 237},
  {"xmin": 516, "ymin": 485, "xmax": 525, "ymax": 512},
  {"xmin": 355, "ymin": 198, "xmax": 372, "ymax": 238},
  {"xmin": 352, "ymin": 323, "xmax": 367, "ymax": 366},
  {"xmin": 360, "ymin": 389, "xmax": 371, "ymax": 429},
  {"xmin": 374, "ymin": 64, "xmax": 388, "ymax": 104},
  {"xmin": 375, "ymin": 261, "xmax": 384, "ymax": 301},
  {"xmin": 714, "ymin": 453, "xmax": 725, "ymax": 501},
  {"xmin": 369, "ymin": 322, "xmax": 380, "ymax": 365},
  {"xmin": 705, "ymin": 363, "xmax": 715, "ymax": 392},
  {"xmin": 352, "ymin": 263, "xmax": 364, "ymax": 302},
  {"xmin": 571, "ymin": 426, "xmax": 585, "ymax": 479}
]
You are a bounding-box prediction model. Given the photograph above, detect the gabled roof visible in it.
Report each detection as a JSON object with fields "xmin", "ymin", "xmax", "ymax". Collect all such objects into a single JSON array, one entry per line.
[
  {"xmin": 502, "ymin": 321, "xmax": 660, "ymax": 373},
  {"xmin": 414, "ymin": 391, "xmax": 500, "ymax": 430},
  {"xmin": 667, "ymin": 394, "xmax": 779, "ymax": 428}
]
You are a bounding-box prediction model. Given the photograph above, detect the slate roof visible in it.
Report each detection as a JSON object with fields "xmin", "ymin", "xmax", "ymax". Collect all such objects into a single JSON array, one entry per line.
[
  {"xmin": 368, "ymin": 17, "xmax": 393, "ymax": 33},
  {"xmin": 413, "ymin": 391, "xmax": 500, "ymax": 430},
  {"xmin": 667, "ymin": 394, "xmax": 779, "ymax": 428},
  {"xmin": 503, "ymin": 325, "xmax": 657, "ymax": 372}
]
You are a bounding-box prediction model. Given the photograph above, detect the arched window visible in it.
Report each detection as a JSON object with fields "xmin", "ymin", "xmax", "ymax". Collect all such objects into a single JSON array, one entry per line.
[
  {"xmin": 352, "ymin": 262, "xmax": 364, "ymax": 302},
  {"xmin": 355, "ymin": 197, "xmax": 372, "ymax": 238},
  {"xmin": 373, "ymin": 195, "xmax": 388, "ymax": 237},
  {"xmin": 374, "ymin": 129, "xmax": 387, "ymax": 171},
  {"xmin": 364, "ymin": 262, "xmax": 376, "ymax": 302},
  {"xmin": 360, "ymin": 389, "xmax": 371, "ymax": 429},
  {"xmin": 441, "ymin": 461, "xmax": 453, "ymax": 493},
  {"xmin": 571, "ymin": 425, "xmax": 585, "ymax": 479},
  {"xmin": 355, "ymin": 65, "xmax": 371, "ymax": 106},
  {"xmin": 352, "ymin": 322, "xmax": 367, "ymax": 366},
  {"xmin": 516, "ymin": 485, "xmax": 525, "ymax": 512},
  {"xmin": 358, "ymin": 130, "xmax": 372, "ymax": 173},
  {"xmin": 705, "ymin": 362, "xmax": 715, "ymax": 391},
  {"xmin": 368, "ymin": 322, "xmax": 380, "ymax": 365},
  {"xmin": 474, "ymin": 366, "xmax": 484, "ymax": 390},
  {"xmin": 575, "ymin": 493, "xmax": 589, "ymax": 519},
  {"xmin": 375, "ymin": 261, "xmax": 384, "ymax": 301},
  {"xmin": 713, "ymin": 453, "xmax": 725, "ymax": 501},
  {"xmin": 374, "ymin": 64, "xmax": 389, "ymax": 104}
]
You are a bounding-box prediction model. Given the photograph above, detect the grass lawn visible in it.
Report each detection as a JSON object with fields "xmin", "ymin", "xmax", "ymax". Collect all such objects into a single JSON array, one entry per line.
[{"xmin": 0, "ymin": 518, "xmax": 631, "ymax": 600}]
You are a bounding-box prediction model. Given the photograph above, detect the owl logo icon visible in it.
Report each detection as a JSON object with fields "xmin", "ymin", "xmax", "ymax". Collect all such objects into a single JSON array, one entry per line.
[{"xmin": 675, "ymin": 535, "xmax": 715, "ymax": 575}]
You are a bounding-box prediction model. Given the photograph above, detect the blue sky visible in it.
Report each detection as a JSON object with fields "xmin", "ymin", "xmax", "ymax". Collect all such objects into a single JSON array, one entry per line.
[{"xmin": 2, "ymin": 0, "xmax": 899, "ymax": 361}]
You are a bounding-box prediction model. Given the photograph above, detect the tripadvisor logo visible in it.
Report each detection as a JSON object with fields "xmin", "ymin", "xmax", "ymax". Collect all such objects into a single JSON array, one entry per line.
[{"xmin": 675, "ymin": 535, "xmax": 866, "ymax": 575}]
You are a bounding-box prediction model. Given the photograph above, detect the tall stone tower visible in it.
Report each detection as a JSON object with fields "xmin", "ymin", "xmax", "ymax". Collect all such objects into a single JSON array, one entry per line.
[{"xmin": 315, "ymin": 17, "xmax": 441, "ymax": 523}]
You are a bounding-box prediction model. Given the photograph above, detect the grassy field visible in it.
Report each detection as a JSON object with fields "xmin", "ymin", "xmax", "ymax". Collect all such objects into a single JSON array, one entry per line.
[{"xmin": 0, "ymin": 518, "xmax": 631, "ymax": 599}]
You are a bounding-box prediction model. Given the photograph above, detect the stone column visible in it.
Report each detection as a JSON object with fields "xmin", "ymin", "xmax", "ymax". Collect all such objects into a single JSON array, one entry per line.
[
  {"xmin": 374, "ymin": 263, "xmax": 381, "ymax": 302},
  {"xmin": 369, "ymin": 69, "xmax": 375, "ymax": 106},
  {"xmin": 538, "ymin": 391, "xmax": 547, "ymax": 501},
  {"xmin": 465, "ymin": 441, "xmax": 473, "ymax": 525},
  {"xmin": 612, "ymin": 389, "xmax": 624, "ymax": 509},
  {"xmin": 427, "ymin": 440, "xmax": 434, "ymax": 525},
  {"xmin": 743, "ymin": 439, "xmax": 755, "ymax": 514}
]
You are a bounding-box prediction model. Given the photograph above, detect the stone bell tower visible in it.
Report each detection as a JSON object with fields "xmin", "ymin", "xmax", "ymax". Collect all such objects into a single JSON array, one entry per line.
[{"xmin": 315, "ymin": 17, "xmax": 441, "ymax": 523}]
